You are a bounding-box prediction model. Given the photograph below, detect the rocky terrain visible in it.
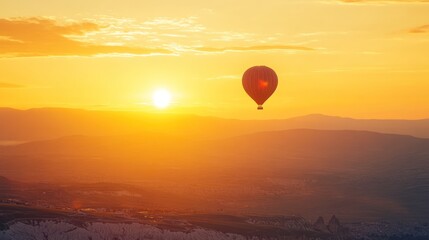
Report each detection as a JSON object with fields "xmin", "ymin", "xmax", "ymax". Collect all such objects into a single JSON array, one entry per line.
[{"xmin": 1, "ymin": 204, "xmax": 428, "ymax": 240}]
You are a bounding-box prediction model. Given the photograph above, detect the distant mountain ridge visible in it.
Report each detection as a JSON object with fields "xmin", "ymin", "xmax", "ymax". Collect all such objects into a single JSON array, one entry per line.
[{"xmin": 1, "ymin": 108, "xmax": 429, "ymax": 142}]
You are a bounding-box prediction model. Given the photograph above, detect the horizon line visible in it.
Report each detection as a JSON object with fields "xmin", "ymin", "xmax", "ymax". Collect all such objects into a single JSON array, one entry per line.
[{"xmin": 1, "ymin": 106, "xmax": 429, "ymax": 121}]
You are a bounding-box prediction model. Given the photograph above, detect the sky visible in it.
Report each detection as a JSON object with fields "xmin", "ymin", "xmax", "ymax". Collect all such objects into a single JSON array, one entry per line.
[{"xmin": 0, "ymin": 0, "xmax": 429, "ymax": 119}]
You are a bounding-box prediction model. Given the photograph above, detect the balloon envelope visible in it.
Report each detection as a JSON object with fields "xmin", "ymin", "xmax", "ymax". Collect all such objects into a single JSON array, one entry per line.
[{"xmin": 242, "ymin": 66, "xmax": 278, "ymax": 110}]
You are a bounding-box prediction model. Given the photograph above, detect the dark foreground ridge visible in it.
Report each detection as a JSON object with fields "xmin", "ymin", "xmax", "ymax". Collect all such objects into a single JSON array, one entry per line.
[{"xmin": 1, "ymin": 204, "xmax": 428, "ymax": 240}]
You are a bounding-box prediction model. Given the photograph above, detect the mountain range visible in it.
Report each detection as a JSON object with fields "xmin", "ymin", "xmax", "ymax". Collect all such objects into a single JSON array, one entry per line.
[{"xmin": 2, "ymin": 108, "xmax": 429, "ymax": 142}]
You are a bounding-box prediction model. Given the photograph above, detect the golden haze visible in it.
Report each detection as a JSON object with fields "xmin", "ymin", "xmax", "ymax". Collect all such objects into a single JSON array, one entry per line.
[{"xmin": 0, "ymin": 0, "xmax": 429, "ymax": 119}]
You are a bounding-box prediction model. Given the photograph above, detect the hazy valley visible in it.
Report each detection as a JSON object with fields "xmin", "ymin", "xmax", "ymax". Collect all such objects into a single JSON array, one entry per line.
[{"xmin": 1, "ymin": 109, "xmax": 429, "ymax": 239}]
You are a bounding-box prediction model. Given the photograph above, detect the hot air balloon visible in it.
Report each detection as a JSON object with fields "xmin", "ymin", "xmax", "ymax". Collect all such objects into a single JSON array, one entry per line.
[{"xmin": 242, "ymin": 66, "xmax": 278, "ymax": 110}]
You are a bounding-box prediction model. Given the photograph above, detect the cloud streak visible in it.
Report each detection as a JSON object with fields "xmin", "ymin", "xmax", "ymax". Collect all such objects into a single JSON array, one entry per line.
[
  {"xmin": 0, "ymin": 82, "xmax": 24, "ymax": 88},
  {"xmin": 0, "ymin": 17, "xmax": 171, "ymax": 57},
  {"xmin": 195, "ymin": 45, "xmax": 314, "ymax": 53},
  {"xmin": 408, "ymin": 25, "xmax": 429, "ymax": 33},
  {"xmin": 0, "ymin": 17, "xmax": 315, "ymax": 57}
]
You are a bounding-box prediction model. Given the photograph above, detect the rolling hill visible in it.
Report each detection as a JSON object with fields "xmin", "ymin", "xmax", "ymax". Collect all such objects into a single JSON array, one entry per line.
[
  {"xmin": 2, "ymin": 108, "xmax": 429, "ymax": 142},
  {"xmin": 0, "ymin": 129, "xmax": 428, "ymax": 220}
]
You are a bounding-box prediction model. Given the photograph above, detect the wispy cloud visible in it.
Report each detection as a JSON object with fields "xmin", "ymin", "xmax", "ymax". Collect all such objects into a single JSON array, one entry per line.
[
  {"xmin": 0, "ymin": 82, "xmax": 25, "ymax": 88},
  {"xmin": 0, "ymin": 17, "xmax": 171, "ymax": 57},
  {"xmin": 195, "ymin": 45, "xmax": 315, "ymax": 53},
  {"xmin": 0, "ymin": 16, "xmax": 315, "ymax": 58},
  {"xmin": 408, "ymin": 25, "xmax": 429, "ymax": 33},
  {"xmin": 143, "ymin": 17, "xmax": 205, "ymax": 33}
]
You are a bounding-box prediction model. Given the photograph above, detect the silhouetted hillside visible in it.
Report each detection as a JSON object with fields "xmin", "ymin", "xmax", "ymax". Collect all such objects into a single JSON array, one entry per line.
[
  {"xmin": 2, "ymin": 108, "xmax": 429, "ymax": 142},
  {"xmin": 213, "ymin": 129, "xmax": 429, "ymax": 168},
  {"xmin": 0, "ymin": 129, "xmax": 428, "ymax": 220}
]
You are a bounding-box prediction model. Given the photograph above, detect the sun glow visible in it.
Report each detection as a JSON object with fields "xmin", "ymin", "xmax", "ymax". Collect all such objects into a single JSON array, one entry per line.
[{"xmin": 152, "ymin": 89, "xmax": 172, "ymax": 109}]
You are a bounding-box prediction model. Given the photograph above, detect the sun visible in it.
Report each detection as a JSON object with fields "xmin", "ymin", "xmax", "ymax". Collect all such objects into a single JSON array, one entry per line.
[{"xmin": 152, "ymin": 89, "xmax": 172, "ymax": 109}]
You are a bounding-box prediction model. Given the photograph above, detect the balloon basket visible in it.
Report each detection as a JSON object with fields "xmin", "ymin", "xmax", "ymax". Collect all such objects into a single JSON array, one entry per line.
[{"xmin": 257, "ymin": 105, "xmax": 263, "ymax": 110}]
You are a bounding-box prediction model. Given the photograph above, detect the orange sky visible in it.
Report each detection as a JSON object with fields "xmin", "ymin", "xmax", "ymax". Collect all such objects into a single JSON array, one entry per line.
[{"xmin": 1, "ymin": 0, "xmax": 429, "ymax": 119}]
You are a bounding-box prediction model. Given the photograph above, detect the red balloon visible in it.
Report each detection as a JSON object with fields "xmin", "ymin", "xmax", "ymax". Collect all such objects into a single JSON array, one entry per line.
[{"xmin": 242, "ymin": 66, "xmax": 278, "ymax": 110}]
